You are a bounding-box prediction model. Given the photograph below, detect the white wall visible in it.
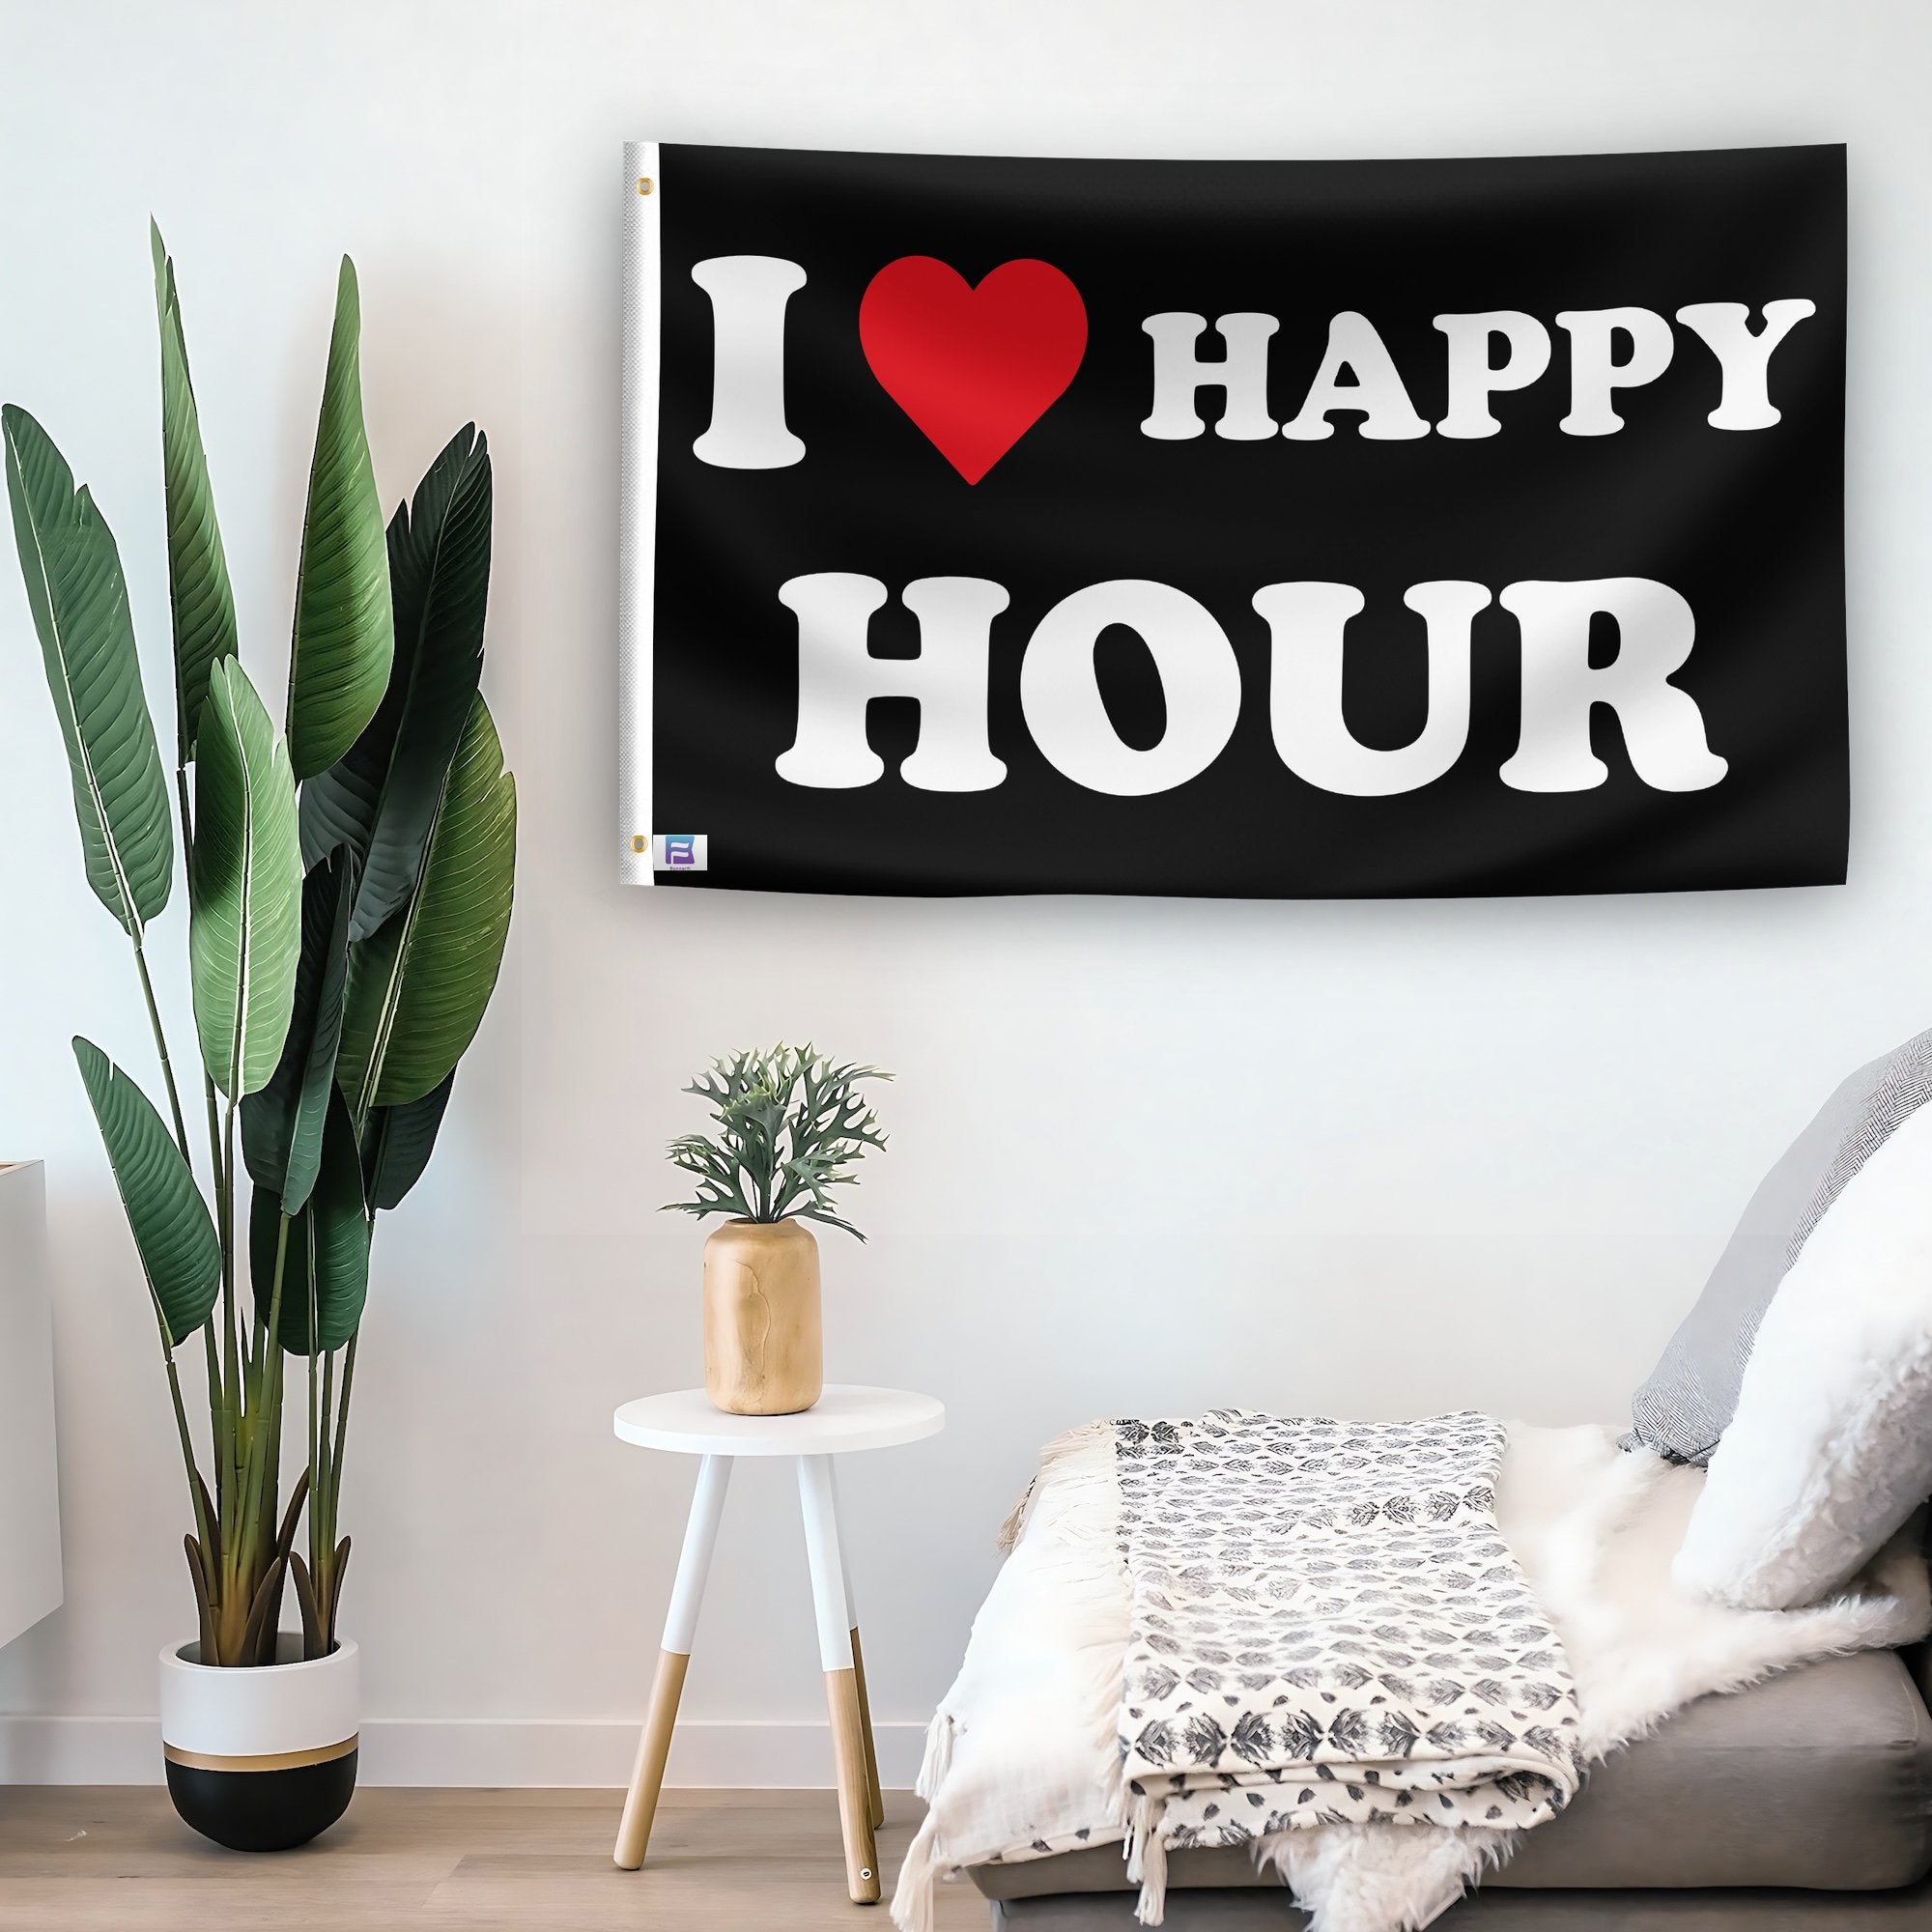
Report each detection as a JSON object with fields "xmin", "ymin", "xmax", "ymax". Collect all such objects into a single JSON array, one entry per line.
[{"xmin": 3, "ymin": 0, "xmax": 1930, "ymax": 1786}]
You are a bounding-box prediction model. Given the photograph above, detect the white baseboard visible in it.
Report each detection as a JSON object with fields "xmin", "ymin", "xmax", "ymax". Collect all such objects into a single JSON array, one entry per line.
[{"xmin": 0, "ymin": 1715, "xmax": 928, "ymax": 1788}]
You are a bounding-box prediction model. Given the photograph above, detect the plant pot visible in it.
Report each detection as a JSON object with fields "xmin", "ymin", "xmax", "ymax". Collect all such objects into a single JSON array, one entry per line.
[
  {"xmin": 159, "ymin": 1634, "xmax": 357, "ymax": 1852},
  {"xmin": 703, "ymin": 1216, "xmax": 823, "ymax": 1415}
]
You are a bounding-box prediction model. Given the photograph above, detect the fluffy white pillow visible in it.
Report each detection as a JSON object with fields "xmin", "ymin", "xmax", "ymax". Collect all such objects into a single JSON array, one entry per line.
[{"xmin": 1673, "ymin": 1098, "xmax": 1932, "ymax": 1610}]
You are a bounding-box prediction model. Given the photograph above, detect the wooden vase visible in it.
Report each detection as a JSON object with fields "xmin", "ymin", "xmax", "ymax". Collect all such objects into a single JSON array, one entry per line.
[{"xmin": 702, "ymin": 1218, "xmax": 823, "ymax": 1415}]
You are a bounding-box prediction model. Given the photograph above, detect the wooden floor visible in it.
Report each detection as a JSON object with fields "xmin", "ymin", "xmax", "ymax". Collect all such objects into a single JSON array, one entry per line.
[{"xmin": 0, "ymin": 1787, "xmax": 986, "ymax": 1931}]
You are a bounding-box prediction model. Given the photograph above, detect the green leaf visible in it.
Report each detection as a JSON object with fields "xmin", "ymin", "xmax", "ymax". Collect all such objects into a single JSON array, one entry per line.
[
  {"xmin": 151, "ymin": 223, "xmax": 238, "ymax": 764},
  {"xmin": 664, "ymin": 1044, "xmax": 889, "ymax": 1236},
  {"xmin": 189, "ymin": 658, "xmax": 302, "ymax": 1098},
  {"xmin": 301, "ymin": 426, "xmax": 491, "ymax": 943},
  {"xmin": 3, "ymin": 406, "xmax": 174, "ymax": 936},
  {"xmin": 73, "ymin": 1037, "xmax": 219, "ymax": 1348},
  {"xmin": 338, "ymin": 695, "xmax": 515, "ymax": 1114},
  {"xmin": 287, "ymin": 258, "xmax": 392, "ymax": 781},
  {"xmin": 360, "ymin": 1070, "xmax": 455, "ymax": 1212},
  {"xmin": 250, "ymin": 1088, "xmax": 369, "ymax": 1355},
  {"xmin": 242, "ymin": 848, "xmax": 355, "ymax": 1213}
]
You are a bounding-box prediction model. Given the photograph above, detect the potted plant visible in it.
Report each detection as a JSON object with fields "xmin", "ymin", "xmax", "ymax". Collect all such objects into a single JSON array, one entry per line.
[
  {"xmin": 3, "ymin": 226, "xmax": 515, "ymax": 1850},
  {"xmin": 666, "ymin": 1046, "xmax": 889, "ymax": 1415}
]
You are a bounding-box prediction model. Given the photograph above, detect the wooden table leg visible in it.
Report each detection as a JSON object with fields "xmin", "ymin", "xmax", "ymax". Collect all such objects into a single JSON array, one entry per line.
[
  {"xmin": 827, "ymin": 1462, "xmax": 885, "ymax": 1830},
  {"xmin": 614, "ymin": 1454, "xmax": 732, "ymax": 1869},
  {"xmin": 798, "ymin": 1454, "xmax": 880, "ymax": 1903},
  {"xmin": 848, "ymin": 1625, "xmax": 885, "ymax": 1831}
]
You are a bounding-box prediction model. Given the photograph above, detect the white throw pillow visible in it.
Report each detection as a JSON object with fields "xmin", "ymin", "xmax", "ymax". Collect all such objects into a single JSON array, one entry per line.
[{"xmin": 1673, "ymin": 1098, "xmax": 1932, "ymax": 1610}]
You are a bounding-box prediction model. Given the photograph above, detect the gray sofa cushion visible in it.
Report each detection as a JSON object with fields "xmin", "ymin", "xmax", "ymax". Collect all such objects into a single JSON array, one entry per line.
[
  {"xmin": 1626, "ymin": 1027, "xmax": 1932, "ymax": 1465},
  {"xmin": 989, "ymin": 1878, "xmax": 1932, "ymax": 1927},
  {"xmin": 969, "ymin": 1650, "xmax": 1932, "ymax": 1899}
]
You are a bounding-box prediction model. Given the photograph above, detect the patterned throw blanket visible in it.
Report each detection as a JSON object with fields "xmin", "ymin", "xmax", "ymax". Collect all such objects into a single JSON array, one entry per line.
[{"xmin": 1114, "ymin": 1411, "xmax": 1583, "ymax": 1918}]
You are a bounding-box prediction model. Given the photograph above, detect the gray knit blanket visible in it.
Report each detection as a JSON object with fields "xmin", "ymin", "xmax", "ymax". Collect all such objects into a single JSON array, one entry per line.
[{"xmin": 1114, "ymin": 1410, "xmax": 1584, "ymax": 1906}]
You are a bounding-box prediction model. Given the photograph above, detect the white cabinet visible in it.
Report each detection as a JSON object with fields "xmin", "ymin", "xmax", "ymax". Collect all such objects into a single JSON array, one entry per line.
[{"xmin": 0, "ymin": 1162, "xmax": 61, "ymax": 1648}]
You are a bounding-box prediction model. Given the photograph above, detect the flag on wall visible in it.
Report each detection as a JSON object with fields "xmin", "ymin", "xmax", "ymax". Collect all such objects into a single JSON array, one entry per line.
[{"xmin": 619, "ymin": 141, "xmax": 1846, "ymax": 897}]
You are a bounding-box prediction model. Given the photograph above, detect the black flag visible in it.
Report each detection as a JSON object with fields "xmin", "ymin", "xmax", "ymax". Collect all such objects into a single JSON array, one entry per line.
[{"xmin": 620, "ymin": 141, "xmax": 1846, "ymax": 898}]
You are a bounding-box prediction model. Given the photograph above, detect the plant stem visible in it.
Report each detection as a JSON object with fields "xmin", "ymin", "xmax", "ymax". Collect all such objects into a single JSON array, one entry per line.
[
  {"xmin": 162, "ymin": 1350, "xmax": 213, "ymax": 1565},
  {"xmin": 130, "ymin": 938, "xmax": 190, "ymax": 1165},
  {"xmin": 201, "ymin": 1321, "xmax": 225, "ymax": 1523},
  {"xmin": 200, "ymin": 1083, "xmax": 223, "ymax": 1228},
  {"xmin": 320, "ymin": 1334, "xmax": 355, "ymax": 1651},
  {"xmin": 314, "ymin": 1346, "xmax": 336, "ymax": 1566},
  {"xmin": 200, "ymin": 1073, "xmax": 226, "ymax": 1512},
  {"xmin": 307, "ymin": 1333, "xmax": 321, "ymax": 1546},
  {"xmin": 218, "ymin": 1097, "xmax": 242, "ymax": 1604},
  {"xmin": 330, "ymin": 1332, "xmax": 356, "ymax": 1503},
  {"xmin": 240, "ymin": 1215, "xmax": 290, "ymax": 1591},
  {"xmin": 220, "ymin": 1095, "xmax": 239, "ymax": 1400},
  {"xmin": 218, "ymin": 1212, "xmax": 288, "ymax": 1662}
]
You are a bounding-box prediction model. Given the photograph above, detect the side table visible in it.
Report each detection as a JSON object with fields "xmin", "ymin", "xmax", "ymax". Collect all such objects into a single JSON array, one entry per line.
[{"xmin": 611, "ymin": 1383, "xmax": 946, "ymax": 1903}]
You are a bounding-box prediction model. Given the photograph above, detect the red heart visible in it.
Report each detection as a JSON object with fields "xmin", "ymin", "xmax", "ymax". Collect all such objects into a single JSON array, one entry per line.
[{"xmin": 860, "ymin": 257, "xmax": 1087, "ymax": 484}]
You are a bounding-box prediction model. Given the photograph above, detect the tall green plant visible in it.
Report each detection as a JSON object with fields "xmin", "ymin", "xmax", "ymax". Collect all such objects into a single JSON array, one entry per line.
[{"xmin": 6, "ymin": 228, "xmax": 515, "ymax": 1665}]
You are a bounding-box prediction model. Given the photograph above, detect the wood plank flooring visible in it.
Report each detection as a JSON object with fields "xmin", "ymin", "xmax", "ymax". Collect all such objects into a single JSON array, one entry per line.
[{"xmin": 0, "ymin": 1786, "xmax": 985, "ymax": 1931}]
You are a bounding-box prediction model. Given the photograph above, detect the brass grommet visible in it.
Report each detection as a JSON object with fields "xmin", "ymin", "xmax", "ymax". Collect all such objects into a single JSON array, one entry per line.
[
  {"xmin": 637, "ymin": 176, "xmax": 653, "ymax": 196},
  {"xmin": 631, "ymin": 835, "xmax": 647, "ymax": 853}
]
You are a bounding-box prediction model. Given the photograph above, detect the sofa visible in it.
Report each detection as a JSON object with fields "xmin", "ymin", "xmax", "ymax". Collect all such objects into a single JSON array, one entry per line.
[
  {"xmin": 967, "ymin": 1645, "xmax": 1932, "ymax": 1925},
  {"xmin": 930, "ymin": 1026, "xmax": 1932, "ymax": 1929}
]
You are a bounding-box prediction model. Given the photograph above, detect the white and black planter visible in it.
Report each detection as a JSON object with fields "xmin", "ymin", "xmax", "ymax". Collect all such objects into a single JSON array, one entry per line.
[{"xmin": 159, "ymin": 1635, "xmax": 358, "ymax": 1852}]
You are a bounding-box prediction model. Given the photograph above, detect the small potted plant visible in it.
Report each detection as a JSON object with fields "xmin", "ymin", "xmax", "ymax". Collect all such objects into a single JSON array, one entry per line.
[
  {"xmin": 5, "ymin": 228, "xmax": 514, "ymax": 1851},
  {"xmin": 666, "ymin": 1046, "xmax": 889, "ymax": 1415}
]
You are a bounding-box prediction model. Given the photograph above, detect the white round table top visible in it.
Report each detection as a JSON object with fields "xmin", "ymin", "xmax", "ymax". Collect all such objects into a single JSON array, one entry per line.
[{"xmin": 612, "ymin": 1384, "xmax": 945, "ymax": 1457}]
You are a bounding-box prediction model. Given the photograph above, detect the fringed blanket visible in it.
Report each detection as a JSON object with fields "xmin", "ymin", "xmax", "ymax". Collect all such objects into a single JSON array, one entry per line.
[
  {"xmin": 895, "ymin": 1419, "xmax": 1932, "ymax": 1932},
  {"xmin": 1111, "ymin": 1412, "xmax": 1581, "ymax": 1918}
]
